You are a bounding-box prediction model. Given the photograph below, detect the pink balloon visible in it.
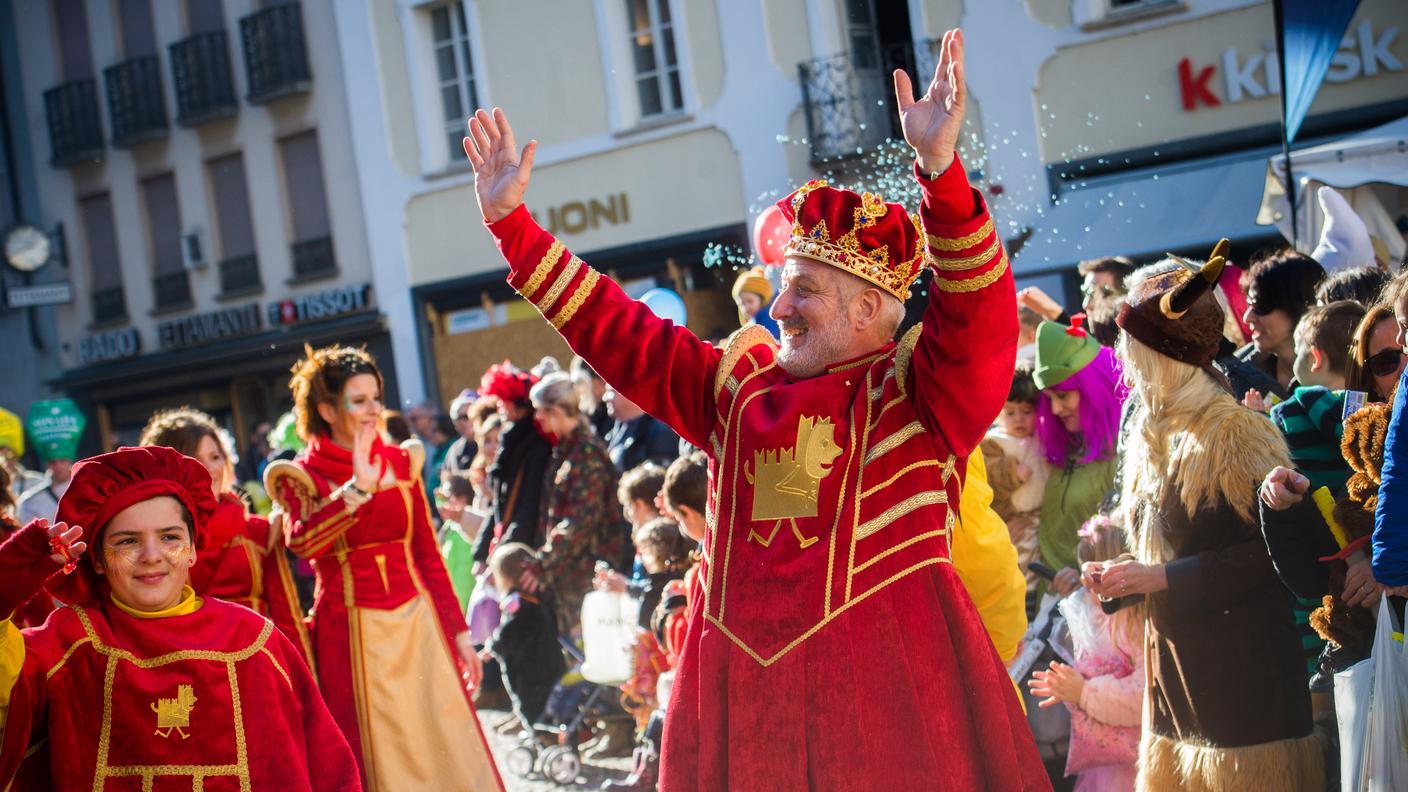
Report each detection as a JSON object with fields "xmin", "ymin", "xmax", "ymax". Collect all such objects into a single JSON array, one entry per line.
[{"xmin": 752, "ymin": 204, "xmax": 791, "ymax": 267}]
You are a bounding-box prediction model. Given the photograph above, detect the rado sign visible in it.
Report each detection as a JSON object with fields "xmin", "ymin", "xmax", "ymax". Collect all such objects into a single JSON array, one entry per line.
[{"xmin": 78, "ymin": 327, "xmax": 141, "ymax": 365}]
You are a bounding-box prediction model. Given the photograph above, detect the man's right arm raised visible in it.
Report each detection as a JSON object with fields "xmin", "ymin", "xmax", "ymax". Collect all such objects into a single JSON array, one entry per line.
[{"xmin": 468, "ymin": 107, "xmax": 720, "ymax": 448}]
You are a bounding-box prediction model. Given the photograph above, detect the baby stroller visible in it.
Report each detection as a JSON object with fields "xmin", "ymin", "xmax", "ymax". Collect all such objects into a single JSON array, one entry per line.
[
  {"xmin": 504, "ymin": 589, "xmax": 641, "ymax": 785},
  {"xmin": 1012, "ymin": 561, "xmax": 1075, "ymax": 774}
]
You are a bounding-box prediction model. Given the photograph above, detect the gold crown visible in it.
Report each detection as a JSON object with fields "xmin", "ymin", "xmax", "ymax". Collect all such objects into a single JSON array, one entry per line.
[{"xmin": 782, "ymin": 180, "xmax": 925, "ymax": 301}]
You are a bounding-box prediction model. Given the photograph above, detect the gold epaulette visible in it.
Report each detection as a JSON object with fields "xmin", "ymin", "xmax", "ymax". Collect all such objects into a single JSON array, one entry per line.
[
  {"xmin": 401, "ymin": 437, "xmax": 426, "ymax": 482},
  {"xmin": 263, "ymin": 460, "xmax": 317, "ymax": 520}
]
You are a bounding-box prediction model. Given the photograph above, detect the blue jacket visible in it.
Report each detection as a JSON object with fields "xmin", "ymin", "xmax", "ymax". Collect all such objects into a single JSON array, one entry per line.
[{"xmin": 1374, "ymin": 365, "xmax": 1408, "ymax": 585}]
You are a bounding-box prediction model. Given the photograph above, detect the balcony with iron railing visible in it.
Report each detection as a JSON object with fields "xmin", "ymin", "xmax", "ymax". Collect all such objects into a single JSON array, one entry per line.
[
  {"xmin": 104, "ymin": 55, "xmax": 168, "ymax": 147},
  {"xmin": 798, "ymin": 38, "xmax": 943, "ymax": 164},
  {"xmin": 290, "ymin": 236, "xmax": 335, "ymax": 282},
  {"xmin": 153, "ymin": 271, "xmax": 192, "ymax": 311},
  {"xmin": 240, "ymin": 3, "xmax": 312, "ymax": 103},
  {"xmin": 170, "ymin": 30, "xmax": 238, "ymax": 126},
  {"xmin": 218, "ymin": 255, "xmax": 262, "ymax": 296},
  {"xmin": 43, "ymin": 79, "xmax": 104, "ymax": 166},
  {"xmin": 91, "ymin": 286, "xmax": 127, "ymax": 326}
]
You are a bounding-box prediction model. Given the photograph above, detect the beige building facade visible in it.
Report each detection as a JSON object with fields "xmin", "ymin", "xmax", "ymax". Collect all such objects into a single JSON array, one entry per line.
[{"xmin": 12, "ymin": 0, "xmax": 389, "ymax": 454}]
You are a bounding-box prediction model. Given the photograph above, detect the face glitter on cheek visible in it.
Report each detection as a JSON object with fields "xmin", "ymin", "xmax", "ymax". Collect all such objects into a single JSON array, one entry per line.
[
  {"xmin": 102, "ymin": 543, "xmax": 142, "ymax": 577},
  {"xmin": 162, "ymin": 541, "xmax": 194, "ymax": 568}
]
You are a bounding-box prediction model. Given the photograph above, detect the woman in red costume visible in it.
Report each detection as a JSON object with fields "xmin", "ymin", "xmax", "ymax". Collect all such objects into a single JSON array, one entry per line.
[
  {"xmin": 265, "ymin": 344, "xmax": 502, "ymax": 791},
  {"xmin": 0, "ymin": 445, "xmax": 358, "ymax": 790},
  {"xmin": 139, "ymin": 407, "xmax": 312, "ymax": 664}
]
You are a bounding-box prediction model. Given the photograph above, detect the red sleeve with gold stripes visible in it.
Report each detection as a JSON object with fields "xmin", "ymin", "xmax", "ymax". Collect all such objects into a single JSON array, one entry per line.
[
  {"xmin": 278, "ymin": 478, "xmax": 354, "ymax": 560},
  {"xmin": 485, "ymin": 206, "xmax": 721, "ymax": 450},
  {"xmin": 909, "ymin": 156, "xmax": 1017, "ymax": 457}
]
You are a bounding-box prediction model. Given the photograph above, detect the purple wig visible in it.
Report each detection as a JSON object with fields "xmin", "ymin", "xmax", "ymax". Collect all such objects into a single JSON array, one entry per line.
[{"xmin": 1036, "ymin": 345, "xmax": 1126, "ymax": 465}]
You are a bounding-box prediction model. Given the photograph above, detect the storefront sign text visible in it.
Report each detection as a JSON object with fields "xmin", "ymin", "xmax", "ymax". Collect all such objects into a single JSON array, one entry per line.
[
  {"xmin": 78, "ymin": 327, "xmax": 141, "ymax": 365},
  {"xmin": 269, "ymin": 283, "xmax": 372, "ymax": 326},
  {"xmin": 1179, "ymin": 20, "xmax": 1401, "ymax": 111},
  {"xmin": 157, "ymin": 304, "xmax": 262, "ymax": 351},
  {"xmin": 531, "ymin": 193, "xmax": 631, "ymax": 237}
]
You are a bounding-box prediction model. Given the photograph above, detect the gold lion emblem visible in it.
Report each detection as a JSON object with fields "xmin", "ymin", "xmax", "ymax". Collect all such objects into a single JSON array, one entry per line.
[
  {"xmin": 152, "ymin": 684, "xmax": 197, "ymax": 739},
  {"xmin": 744, "ymin": 415, "xmax": 843, "ymax": 549}
]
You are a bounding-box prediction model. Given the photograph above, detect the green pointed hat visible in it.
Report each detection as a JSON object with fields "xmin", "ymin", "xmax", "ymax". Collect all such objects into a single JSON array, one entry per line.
[{"xmin": 1033, "ymin": 317, "xmax": 1101, "ymax": 390}]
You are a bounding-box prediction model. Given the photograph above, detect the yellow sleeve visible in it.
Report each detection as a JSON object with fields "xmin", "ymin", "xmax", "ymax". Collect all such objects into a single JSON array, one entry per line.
[
  {"xmin": 951, "ymin": 447, "xmax": 1028, "ymax": 664},
  {"xmin": 0, "ymin": 618, "xmax": 24, "ymax": 734}
]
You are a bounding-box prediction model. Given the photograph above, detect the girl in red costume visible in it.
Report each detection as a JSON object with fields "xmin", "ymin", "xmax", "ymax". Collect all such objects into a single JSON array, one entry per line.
[
  {"xmin": 0, "ymin": 445, "xmax": 358, "ymax": 790},
  {"xmin": 265, "ymin": 345, "xmax": 502, "ymax": 792},
  {"xmin": 139, "ymin": 407, "xmax": 312, "ymax": 664}
]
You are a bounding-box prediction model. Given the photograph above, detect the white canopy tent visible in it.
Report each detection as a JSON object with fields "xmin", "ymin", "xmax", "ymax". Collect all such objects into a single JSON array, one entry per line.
[{"xmin": 1257, "ymin": 115, "xmax": 1408, "ymax": 267}]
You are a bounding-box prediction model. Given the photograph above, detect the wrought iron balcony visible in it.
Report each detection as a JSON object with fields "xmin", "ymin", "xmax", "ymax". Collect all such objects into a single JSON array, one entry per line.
[
  {"xmin": 219, "ymin": 255, "xmax": 262, "ymax": 295},
  {"xmin": 153, "ymin": 271, "xmax": 192, "ymax": 310},
  {"xmin": 240, "ymin": 3, "xmax": 312, "ymax": 103},
  {"xmin": 170, "ymin": 30, "xmax": 238, "ymax": 126},
  {"xmin": 91, "ymin": 286, "xmax": 127, "ymax": 325},
  {"xmin": 43, "ymin": 79, "xmax": 104, "ymax": 166},
  {"xmin": 797, "ymin": 38, "xmax": 942, "ymax": 164},
  {"xmin": 104, "ymin": 55, "xmax": 168, "ymax": 147},
  {"xmin": 290, "ymin": 236, "xmax": 335, "ymax": 280}
]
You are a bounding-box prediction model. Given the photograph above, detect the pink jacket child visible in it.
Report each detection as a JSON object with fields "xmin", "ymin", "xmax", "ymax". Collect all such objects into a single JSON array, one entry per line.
[{"xmin": 1058, "ymin": 585, "xmax": 1144, "ymax": 791}]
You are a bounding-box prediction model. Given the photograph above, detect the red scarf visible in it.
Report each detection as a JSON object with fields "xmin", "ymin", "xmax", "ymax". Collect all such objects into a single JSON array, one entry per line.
[{"xmin": 303, "ymin": 433, "xmax": 392, "ymax": 487}]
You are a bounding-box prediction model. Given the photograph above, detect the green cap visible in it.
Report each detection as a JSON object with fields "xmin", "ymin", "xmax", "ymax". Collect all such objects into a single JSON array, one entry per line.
[
  {"xmin": 25, "ymin": 399, "xmax": 86, "ymax": 462},
  {"xmin": 1033, "ymin": 319, "xmax": 1101, "ymax": 390}
]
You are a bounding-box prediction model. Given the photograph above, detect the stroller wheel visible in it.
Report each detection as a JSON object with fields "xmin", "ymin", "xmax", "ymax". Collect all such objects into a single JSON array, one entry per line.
[
  {"xmin": 543, "ymin": 746, "xmax": 581, "ymax": 785},
  {"xmin": 505, "ymin": 745, "xmax": 537, "ymax": 778}
]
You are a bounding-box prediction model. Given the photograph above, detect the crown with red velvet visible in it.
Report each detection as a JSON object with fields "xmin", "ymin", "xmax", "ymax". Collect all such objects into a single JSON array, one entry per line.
[{"xmin": 778, "ymin": 181, "xmax": 925, "ymax": 300}]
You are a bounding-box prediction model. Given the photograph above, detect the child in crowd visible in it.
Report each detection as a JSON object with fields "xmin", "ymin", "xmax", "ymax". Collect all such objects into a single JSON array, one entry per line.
[
  {"xmin": 1029, "ymin": 517, "xmax": 1143, "ymax": 792},
  {"xmin": 437, "ymin": 470, "xmax": 484, "ymax": 612},
  {"xmin": 618, "ymin": 462, "xmax": 667, "ymax": 591},
  {"xmin": 1271, "ymin": 300, "xmax": 1368, "ymax": 492},
  {"xmin": 483, "ymin": 542, "xmax": 565, "ymax": 734},
  {"xmin": 602, "ymin": 452, "xmax": 710, "ymax": 792},
  {"xmin": 981, "ymin": 362, "xmax": 1049, "ymax": 591}
]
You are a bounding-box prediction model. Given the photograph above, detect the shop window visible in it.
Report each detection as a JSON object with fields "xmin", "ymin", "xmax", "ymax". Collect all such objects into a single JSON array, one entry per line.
[
  {"xmin": 278, "ymin": 130, "xmax": 337, "ymax": 281},
  {"xmin": 429, "ymin": 1, "xmax": 480, "ymax": 163},
  {"xmin": 624, "ymin": 0, "xmax": 683, "ymax": 119},
  {"xmin": 79, "ymin": 192, "xmax": 127, "ymax": 325}
]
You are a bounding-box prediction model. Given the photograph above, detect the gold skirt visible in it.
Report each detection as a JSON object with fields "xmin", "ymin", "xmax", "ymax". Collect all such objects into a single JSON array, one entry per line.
[{"xmin": 354, "ymin": 595, "xmax": 502, "ymax": 791}]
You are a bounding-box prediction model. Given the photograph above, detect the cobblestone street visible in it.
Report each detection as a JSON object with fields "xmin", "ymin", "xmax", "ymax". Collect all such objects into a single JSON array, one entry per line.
[{"xmin": 478, "ymin": 707, "xmax": 635, "ymax": 791}]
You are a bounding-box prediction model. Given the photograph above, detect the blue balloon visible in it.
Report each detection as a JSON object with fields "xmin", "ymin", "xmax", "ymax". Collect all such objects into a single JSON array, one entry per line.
[{"xmin": 640, "ymin": 288, "xmax": 688, "ymax": 326}]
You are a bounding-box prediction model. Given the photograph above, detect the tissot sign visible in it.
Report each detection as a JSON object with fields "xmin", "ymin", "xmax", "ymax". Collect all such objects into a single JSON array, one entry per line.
[
  {"xmin": 268, "ymin": 283, "xmax": 372, "ymax": 327},
  {"xmin": 1178, "ymin": 20, "xmax": 1401, "ymax": 111}
]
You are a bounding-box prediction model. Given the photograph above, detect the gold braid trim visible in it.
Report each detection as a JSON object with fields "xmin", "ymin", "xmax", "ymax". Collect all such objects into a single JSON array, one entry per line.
[
  {"xmin": 864, "ymin": 420, "xmax": 926, "ymax": 465},
  {"xmin": 712, "ymin": 325, "xmax": 778, "ymax": 401},
  {"xmin": 926, "ymin": 216, "xmax": 994, "ymax": 251},
  {"xmin": 536, "ymin": 255, "xmax": 584, "ymax": 315},
  {"xmin": 933, "ymin": 251, "xmax": 1008, "ymax": 293},
  {"xmin": 521, "ymin": 240, "xmax": 565, "ymax": 300},
  {"xmin": 927, "ymin": 233, "xmax": 1001, "ymax": 271},
  {"xmin": 550, "ymin": 267, "xmax": 601, "ymax": 329},
  {"xmin": 854, "ymin": 490, "xmax": 948, "ymax": 540},
  {"xmin": 73, "ymin": 606, "xmax": 273, "ymax": 665}
]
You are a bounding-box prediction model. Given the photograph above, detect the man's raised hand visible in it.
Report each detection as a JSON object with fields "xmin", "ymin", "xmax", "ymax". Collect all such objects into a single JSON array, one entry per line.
[
  {"xmin": 894, "ymin": 28, "xmax": 966, "ymax": 176},
  {"xmin": 463, "ymin": 107, "xmax": 537, "ymax": 223}
]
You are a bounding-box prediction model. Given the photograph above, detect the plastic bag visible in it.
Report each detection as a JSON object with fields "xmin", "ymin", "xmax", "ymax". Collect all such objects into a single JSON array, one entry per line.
[
  {"xmin": 579, "ymin": 590, "xmax": 641, "ymax": 686},
  {"xmin": 1337, "ymin": 594, "xmax": 1408, "ymax": 791},
  {"xmin": 1059, "ymin": 591, "xmax": 1139, "ymax": 775}
]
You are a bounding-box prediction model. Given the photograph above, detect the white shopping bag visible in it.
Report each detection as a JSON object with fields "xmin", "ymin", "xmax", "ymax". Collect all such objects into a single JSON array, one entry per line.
[
  {"xmin": 1338, "ymin": 593, "xmax": 1408, "ymax": 791},
  {"xmin": 579, "ymin": 590, "xmax": 641, "ymax": 686}
]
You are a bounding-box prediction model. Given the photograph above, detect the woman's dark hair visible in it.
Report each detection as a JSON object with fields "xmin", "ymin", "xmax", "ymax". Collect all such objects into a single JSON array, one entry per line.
[
  {"xmin": 289, "ymin": 344, "xmax": 383, "ymax": 441},
  {"xmin": 1246, "ymin": 249, "xmax": 1325, "ymax": 324},
  {"xmin": 439, "ymin": 469, "xmax": 474, "ymax": 501},
  {"xmin": 1316, "ymin": 266, "xmax": 1389, "ymax": 307},
  {"xmin": 382, "ymin": 411, "xmax": 412, "ymax": 445},
  {"xmin": 138, "ymin": 406, "xmax": 226, "ymax": 459},
  {"xmin": 1346, "ymin": 303, "xmax": 1399, "ymax": 401}
]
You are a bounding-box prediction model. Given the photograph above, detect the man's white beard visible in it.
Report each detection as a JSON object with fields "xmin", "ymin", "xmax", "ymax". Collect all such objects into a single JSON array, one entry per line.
[{"xmin": 776, "ymin": 310, "xmax": 853, "ymax": 379}]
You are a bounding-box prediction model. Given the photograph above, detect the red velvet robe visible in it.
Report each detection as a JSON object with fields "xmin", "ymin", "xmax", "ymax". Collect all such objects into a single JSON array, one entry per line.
[
  {"xmin": 270, "ymin": 437, "xmax": 503, "ymax": 791},
  {"xmin": 192, "ymin": 493, "xmax": 312, "ymax": 667},
  {"xmin": 488, "ymin": 159, "xmax": 1048, "ymax": 791},
  {"xmin": 0, "ymin": 597, "xmax": 358, "ymax": 790}
]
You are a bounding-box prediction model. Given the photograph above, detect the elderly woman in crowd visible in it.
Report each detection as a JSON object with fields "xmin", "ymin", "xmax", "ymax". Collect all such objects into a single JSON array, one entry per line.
[
  {"xmin": 1033, "ymin": 318, "xmax": 1125, "ymax": 595},
  {"xmin": 529, "ymin": 372, "xmax": 623, "ymax": 635}
]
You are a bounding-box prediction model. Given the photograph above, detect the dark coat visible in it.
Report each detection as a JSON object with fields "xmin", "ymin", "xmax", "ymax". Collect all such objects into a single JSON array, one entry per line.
[
  {"xmin": 605, "ymin": 414, "xmax": 680, "ymax": 473},
  {"xmin": 488, "ymin": 592, "xmax": 565, "ymax": 727},
  {"xmin": 1140, "ymin": 488, "xmax": 1313, "ymax": 749},
  {"xmin": 473, "ymin": 418, "xmax": 554, "ymax": 563}
]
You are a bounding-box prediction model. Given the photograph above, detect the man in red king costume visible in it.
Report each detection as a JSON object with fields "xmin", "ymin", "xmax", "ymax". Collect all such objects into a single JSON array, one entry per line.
[{"xmin": 465, "ymin": 30, "xmax": 1048, "ymax": 791}]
